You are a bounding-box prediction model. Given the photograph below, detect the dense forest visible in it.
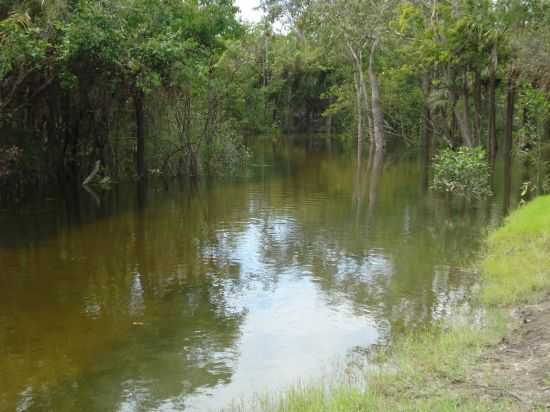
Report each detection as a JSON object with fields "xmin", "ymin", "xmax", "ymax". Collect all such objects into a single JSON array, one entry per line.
[{"xmin": 1, "ymin": 0, "xmax": 549, "ymax": 194}]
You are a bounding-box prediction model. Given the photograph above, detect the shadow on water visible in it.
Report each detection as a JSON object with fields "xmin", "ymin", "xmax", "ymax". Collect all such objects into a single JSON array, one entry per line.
[{"xmin": 0, "ymin": 136, "xmax": 528, "ymax": 411}]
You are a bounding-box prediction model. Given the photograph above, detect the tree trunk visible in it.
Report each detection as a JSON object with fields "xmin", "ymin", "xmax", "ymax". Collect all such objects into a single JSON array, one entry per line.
[
  {"xmin": 503, "ymin": 146, "xmax": 512, "ymax": 216},
  {"xmin": 286, "ymin": 83, "xmax": 293, "ymax": 132},
  {"xmin": 353, "ymin": 70, "xmax": 364, "ymax": 163},
  {"xmin": 326, "ymin": 96, "xmax": 333, "ymax": 136},
  {"xmin": 474, "ymin": 68, "xmax": 482, "ymax": 146},
  {"xmin": 488, "ymin": 45, "xmax": 498, "ymax": 161},
  {"xmin": 359, "ymin": 65, "xmax": 374, "ymax": 147},
  {"xmin": 263, "ymin": 29, "xmax": 269, "ymax": 88},
  {"xmin": 347, "ymin": 42, "xmax": 374, "ymax": 159},
  {"xmin": 421, "ymin": 73, "xmax": 433, "ymax": 164},
  {"xmin": 447, "ymin": 65, "xmax": 458, "ymax": 145},
  {"xmin": 83, "ymin": 160, "xmax": 101, "ymax": 186},
  {"xmin": 503, "ymin": 75, "xmax": 514, "ymax": 215},
  {"xmin": 134, "ymin": 89, "xmax": 146, "ymax": 179},
  {"xmin": 368, "ymin": 38, "xmax": 384, "ymax": 152},
  {"xmin": 353, "ymin": 49, "xmax": 373, "ymax": 160},
  {"xmin": 504, "ymin": 74, "xmax": 515, "ymax": 159},
  {"xmin": 455, "ymin": 68, "xmax": 473, "ymax": 147}
]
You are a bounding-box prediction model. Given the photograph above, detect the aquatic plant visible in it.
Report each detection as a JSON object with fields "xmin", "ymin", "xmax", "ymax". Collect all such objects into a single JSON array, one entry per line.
[{"xmin": 432, "ymin": 147, "xmax": 492, "ymax": 199}]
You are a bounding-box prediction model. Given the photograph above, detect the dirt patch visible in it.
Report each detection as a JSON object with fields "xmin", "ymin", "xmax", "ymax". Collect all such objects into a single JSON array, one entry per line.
[{"xmin": 466, "ymin": 296, "xmax": 550, "ymax": 410}]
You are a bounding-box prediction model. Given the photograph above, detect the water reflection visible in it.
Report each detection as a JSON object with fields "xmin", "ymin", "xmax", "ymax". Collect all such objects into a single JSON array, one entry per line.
[{"xmin": 0, "ymin": 137, "xmax": 523, "ymax": 411}]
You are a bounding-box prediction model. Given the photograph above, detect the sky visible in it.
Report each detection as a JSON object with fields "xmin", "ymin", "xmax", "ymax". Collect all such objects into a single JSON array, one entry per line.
[{"xmin": 235, "ymin": 0, "xmax": 263, "ymax": 23}]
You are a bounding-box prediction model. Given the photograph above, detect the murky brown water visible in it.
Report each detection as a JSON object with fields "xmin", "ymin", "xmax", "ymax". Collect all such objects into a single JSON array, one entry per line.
[{"xmin": 0, "ymin": 136, "xmax": 521, "ymax": 411}]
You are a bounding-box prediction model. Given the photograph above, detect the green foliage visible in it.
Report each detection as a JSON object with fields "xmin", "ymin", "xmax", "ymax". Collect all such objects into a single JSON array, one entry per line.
[
  {"xmin": 2, "ymin": 0, "xmax": 550, "ymax": 187},
  {"xmin": 516, "ymin": 83, "xmax": 550, "ymax": 195},
  {"xmin": 0, "ymin": 15, "xmax": 48, "ymax": 79},
  {"xmin": 205, "ymin": 121, "xmax": 251, "ymax": 176},
  {"xmin": 0, "ymin": 0, "xmax": 251, "ymax": 185},
  {"xmin": 432, "ymin": 147, "xmax": 492, "ymax": 198}
]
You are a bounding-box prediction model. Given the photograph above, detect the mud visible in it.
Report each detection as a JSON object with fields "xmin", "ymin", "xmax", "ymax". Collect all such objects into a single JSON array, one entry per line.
[{"xmin": 468, "ymin": 296, "xmax": 550, "ymax": 411}]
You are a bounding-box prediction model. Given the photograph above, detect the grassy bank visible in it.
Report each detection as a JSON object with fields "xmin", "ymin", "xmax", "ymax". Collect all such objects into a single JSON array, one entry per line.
[
  {"xmin": 225, "ymin": 196, "xmax": 550, "ymax": 412},
  {"xmin": 482, "ymin": 196, "xmax": 550, "ymax": 306}
]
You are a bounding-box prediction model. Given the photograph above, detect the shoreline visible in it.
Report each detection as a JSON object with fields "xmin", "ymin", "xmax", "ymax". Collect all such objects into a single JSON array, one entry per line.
[{"xmin": 225, "ymin": 195, "xmax": 550, "ymax": 412}]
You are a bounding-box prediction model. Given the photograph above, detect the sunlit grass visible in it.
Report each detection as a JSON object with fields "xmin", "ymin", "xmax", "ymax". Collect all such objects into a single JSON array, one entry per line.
[
  {"xmin": 225, "ymin": 381, "xmax": 511, "ymax": 412},
  {"xmin": 224, "ymin": 316, "xmax": 511, "ymax": 412},
  {"xmin": 481, "ymin": 195, "xmax": 550, "ymax": 305},
  {"xmin": 224, "ymin": 196, "xmax": 550, "ymax": 412}
]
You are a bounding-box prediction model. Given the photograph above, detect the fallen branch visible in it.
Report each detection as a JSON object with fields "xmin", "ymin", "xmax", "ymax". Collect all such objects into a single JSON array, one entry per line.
[
  {"xmin": 82, "ymin": 183, "xmax": 100, "ymax": 206},
  {"xmin": 83, "ymin": 160, "xmax": 101, "ymax": 186}
]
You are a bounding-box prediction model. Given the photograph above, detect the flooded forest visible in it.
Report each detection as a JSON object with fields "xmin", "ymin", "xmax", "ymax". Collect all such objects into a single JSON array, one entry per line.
[{"xmin": 1, "ymin": 0, "xmax": 550, "ymax": 411}]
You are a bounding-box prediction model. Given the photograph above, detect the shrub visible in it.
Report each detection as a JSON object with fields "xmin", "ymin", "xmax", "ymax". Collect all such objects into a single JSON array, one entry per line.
[{"xmin": 432, "ymin": 147, "xmax": 492, "ymax": 198}]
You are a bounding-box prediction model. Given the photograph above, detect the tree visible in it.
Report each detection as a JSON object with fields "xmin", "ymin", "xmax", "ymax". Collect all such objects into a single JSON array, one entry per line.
[{"xmin": 303, "ymin": 0, "xmax": 393, "ymax": 157}]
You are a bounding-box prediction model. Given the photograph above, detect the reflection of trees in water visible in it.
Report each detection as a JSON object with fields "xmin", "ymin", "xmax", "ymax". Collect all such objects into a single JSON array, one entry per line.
[
  {"xmin": 220, "ymin": 150, "xmax": 513, "ymax": 340},
  {"xmin": 174, "ymin": 146, "xmax": 515, "ymax": 341},
  {"xmin": 28, "ymin": 282, "xmax": 245, "ymax": 412},
  {"xmin": 0, "ymin": 182, "xmax": 253, "ymax": 412},
  {"xmin": 367, "ymin": 149, "xmax": 383, "ymax": 225},
  {"xmin": 0, "ymin": 138, "xmax": 525, "ymax": 411}
]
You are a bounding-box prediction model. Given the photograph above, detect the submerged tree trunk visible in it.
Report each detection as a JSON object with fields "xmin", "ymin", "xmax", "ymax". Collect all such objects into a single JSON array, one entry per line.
[
  {"xmin": 474, "ymin": 68, "xmax": 482, "ymax": 146},
  {"xmin": 82, "ymin": 160, "xmax": 101, "ymax": 186},
  {"xmin": 353, "ymin": 69, "xmax": 364, "ymax": 163},
  {"xmin": 503, "ymin": 75, "xmax": 514, "ymax": 216},
  {"xmin": 134, "ymin": 90, "xmax": 146, "ymax": 179},
  {"xmin": 504, "ymin": 74, "xmax": 515, "ymax": 158},
  {"xmin": 455, "ymin": 68, "xmax": 473, "ymax": 147},
  {"xmin": 503, "ymin": 72, "xmax": 516, "ymax": 216},
  {"xmin": 326, "ymin": 99, "xmax": 333, "ymax": 136},
  {"xmin": 421, "ymin": 73, "xmax": 433, "ymax": 168},
  {"xmin": 287, "ymin": 83, "xmax": 293, "ymax": 132},
  {"xmin": 447, "ymin": 65, "xmax": 458, "ymax": 145},
  {"xmin": 263, "ymin": 27, "xmax": 270, "ymax": 89},
  {"xmin": 367, "ymin": 148, "xmax": 383, "ymax": 224},
  {"xmin": 359, "ymin": 64, "xmax": 374, "ymax": 147},
  {"xmin": 488, "ymin": 46, "xmax": 498, "ymax": 161},
  {"xmin": 348, "ymin": 44, "xmax": 373, "ymax": 162},
  {"xmin": 368, "ymin": 38, "xmax": 384, "ymax": 153}
]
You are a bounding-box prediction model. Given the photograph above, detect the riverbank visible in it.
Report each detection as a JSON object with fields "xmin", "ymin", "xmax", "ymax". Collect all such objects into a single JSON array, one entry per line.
[{"xmin": 226, "ymin": 195, "xmax": 550, "ymax": 412}]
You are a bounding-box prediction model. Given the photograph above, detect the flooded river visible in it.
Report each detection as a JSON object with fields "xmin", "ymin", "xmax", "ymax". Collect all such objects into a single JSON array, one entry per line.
[{"xmin": 0, "ymin": 136, "xmax": 521, "ymax": 411}]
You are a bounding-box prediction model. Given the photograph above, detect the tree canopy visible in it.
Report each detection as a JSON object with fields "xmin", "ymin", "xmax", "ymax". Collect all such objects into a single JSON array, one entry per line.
[{"xmin": 1, "ymin": 0, "xmax": 550, "ymax": 195}]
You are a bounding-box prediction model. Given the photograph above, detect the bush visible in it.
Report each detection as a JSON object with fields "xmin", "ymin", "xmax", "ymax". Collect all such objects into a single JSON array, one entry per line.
[
  {"xmin": 205, "ymin": 120, "xmax": 250, "ymax": 177},
  {"xmin": 432, "ymin": 147, "xmax": 492, "ymax": 198}
]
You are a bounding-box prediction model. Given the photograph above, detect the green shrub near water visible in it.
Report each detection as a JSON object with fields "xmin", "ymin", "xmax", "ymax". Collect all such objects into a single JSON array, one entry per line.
[{"xmin": 432, "ymin": 147, "xmax": 492, "ymax": 198}]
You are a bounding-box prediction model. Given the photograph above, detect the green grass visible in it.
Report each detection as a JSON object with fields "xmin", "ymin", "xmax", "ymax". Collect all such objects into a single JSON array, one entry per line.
[
  {"xmin": 227, "ymin": 390, "xmax": 510, "ymax": 412},
  {"xmin": 481, "ymin": 195, "xmax": 550, "ymax": 305},
  {"xmin": 223, "ymin": 196, "xmax": 550, "ymax": 412}
]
